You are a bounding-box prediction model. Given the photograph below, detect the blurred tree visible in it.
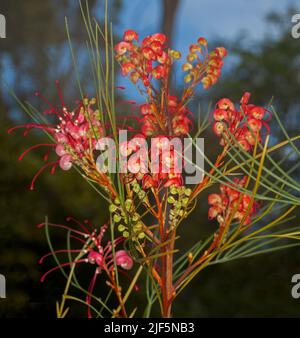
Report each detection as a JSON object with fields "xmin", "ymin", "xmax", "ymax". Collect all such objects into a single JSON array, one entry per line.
[
  {"xmin": 210, "ymin": 7, "xmax": 300, "ymax": 132},
  {"xmin": 175, "ymin": 7, "xmax": 300, "ymax": 317},
  {"xmin": 0, "ymin": 0, "xmax": 121, "ymax": 317},
  {"xmin": 161, "ymin": 0, "xmax": 180, "ymax": 46}
]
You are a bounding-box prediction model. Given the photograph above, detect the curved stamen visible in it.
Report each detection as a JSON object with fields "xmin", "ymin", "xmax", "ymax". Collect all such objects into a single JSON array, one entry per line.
[
  {"xmin": 30, "ymin": 160, "xmax": 59, "ymax": 191},
  {"xmin": 39, "ymin": 249, "xmax": 83, "ymax": 264},
  {"xmin": 66, "ymin": 217, "xmax": 98, "ymax": 246},
  {"xmin": 55, "ymin": 80, "xmax": 66, "ymax": 109},
  {"xmin": 86, "ymin": 272, "xmax": 99, "ymax": 319},
  {"xmin": 37, "ymin": 222, "xmax": 87, "ymax": 237},
  {"xmin": 40, "ymin": 259, "xmax": 87, "ymax": 282},
  {"xmin": 18, "ymin": 144, "xmax": 55, "ymax": 161},
  {"xmin": 7, "ymin": 123, "xmax": 55, "ymax": 135}
]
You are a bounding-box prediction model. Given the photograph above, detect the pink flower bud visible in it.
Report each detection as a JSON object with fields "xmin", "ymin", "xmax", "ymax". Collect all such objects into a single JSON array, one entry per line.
[
  {"xmin": 55, "ymin": 144, "xmax": 67, "ymax": 157},
  {"xmin": 115, "ymin": 250, "xmax": 133, "ymax": 270},
  {"xmin": 55, "ymin": 133, "xmax": 68, "ymax": 144},
  {"xmin": 88, "ymin": 251, "xmax": 104, "ymax": 266},
  {"xmin": 59, "ymin": 154, "xmax": 72, "ymax": 171}
]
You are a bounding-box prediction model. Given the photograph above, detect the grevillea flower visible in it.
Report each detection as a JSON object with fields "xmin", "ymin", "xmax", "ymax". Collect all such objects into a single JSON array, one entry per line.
[
  {"xmin": 182, "ymin": 37, "xmax": 227, "ymax": 89},
  {"xmin": 139, "ymin": 95, "xmax": 193, "ymax": 137},
  {"xmin": 115, "ymin": 250, "xmax": 134, "ymax": 270},
  {"xmin": 120, "ymin": 134, "xmax": 184, "ymax": 189},
  {"xmin": 115, "ymin": 30, "xmax": 181, "ymax": 88},
  {"xmin": 7, "ymin": 83, "xmax": 108, "ymax": 190},
  {"xmin": 212, "ymin": 92, "xmax": 271, "ymax": 151},
  {"xmin": 38, "ymin": 218, "xmax": 134, "ymax": 318},
  {"xmin": 208, "ymin": 177, "xmax": 258, "ymax": 226}
]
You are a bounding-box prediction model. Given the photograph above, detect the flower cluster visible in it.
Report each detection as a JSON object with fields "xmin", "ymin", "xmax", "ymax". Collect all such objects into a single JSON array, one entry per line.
[
  {"xmin": 120, "ymin": 135, "xmax": 184, "ymax": 190},
  {"xmin": 182, "ymin": 37, "xmax": 227, "ymax": 89},
  {"xmin": 54, "ymin": 97, "xmax": 103, "ymax": 171},
  {"xmin": 208, "ymin": 177, "xmax": 258, "ymax": 226},
  {"xmin": 167, "ymin": 186, "xmax": 192, "ymax": 226},
  {"xmin": 38, "ymin": 218, "xmax": 133, "ymax": 318},
  {"xmin": 140, "ymin": 95, "xmax": 192, "ymax": 137},
  {"xmin": 109, "ymin": 197, "xmax": 146, "ymax": 241},
  {"xmin": 38, "ymin": 219, "xmax": 133, "ymax": 283},
  {"xmin": 115, "ymin": 30, "xmax": 180, "ymax": 87},
  {"xmin": 8, "ymin": 85, "xmax": 106, "ymax": 190},
  {"xmin": 212, "ymin": 92, "xmax": 270, "ymax": 151}
]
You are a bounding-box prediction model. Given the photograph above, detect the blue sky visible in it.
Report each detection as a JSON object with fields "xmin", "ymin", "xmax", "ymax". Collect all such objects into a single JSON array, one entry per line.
[
  {"xmin": 114, "ymin": 0, "xmax": 300, "ymax": 100},
  {"xmin": 117, "ymin": 0, "xmax": 299, "ymax": 45}
]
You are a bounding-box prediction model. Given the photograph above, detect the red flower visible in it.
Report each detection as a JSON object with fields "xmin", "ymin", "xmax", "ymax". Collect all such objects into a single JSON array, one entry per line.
[
  {"xmin": 183, "ymin": 37, "xmax": 227, "ymax": 89},
  {"xmin": 115, "ymin": 41, "xmax": 132, "ymax": 55},
  {"xmin": 38, "ymin": 218, "xmax": 134, "ymax": 318},
  {"xmin": 208, "ymin": 177, "xmax": 258, "ymax": 226},
  {"xmin": 212, "ymin": 92, "xmax": 270, "ymax": 151},
  {"xmin": 123, "ymin": 29, "xmax": 139, "ymax": 42},
  {"xmin": 115, "ymin": 31, "xmax": 180, "ymax": 88},
  {"xmin": 8, "ymin": 84, "xmax": 104, "ymax": 190}
]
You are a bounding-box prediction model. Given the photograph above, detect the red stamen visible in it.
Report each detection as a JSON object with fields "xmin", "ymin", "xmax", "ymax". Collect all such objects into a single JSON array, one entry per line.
[
  {"xmin": 66, "ymin": 217, "xmax": 97, "ymax": 245},
  {"xmin": 30, "ymin": 160, "xmax": 59, "ymax": 191},
  {"xmin": 40, "ymin": 259, "xmax": 86, "ymax": 282},
  {"xmin": 43, "ymin": 149, "xmax": 52, "ymax": 162},
  {"xmin": 37, "ymin": 222, "xmax": 87, "ymax": 237},
  {"xmin": 39, "ymin": 249, "xmax": 82, "ymax": 264},
  {"xmin": 70, "ymin": 234, "xmax": 89, "ymax": 245},
  {"xmin": 86, "ymin": 272, "xmax": 99, "ymax": 319},
  {"xmin": 50, "ymin": 162, "xmax": 59, "ymax": 174},
  {"xmin": 7, "ymin": 123, "xmax": 55, "ymax": 135},
  {"xmin": 55, "ymin": 80, "xmax": 66, "ymax": 108},
  {"xmin": 35, "ymin": 91, "xmax": 56, "ymax": 110},
  {"xmin": 18, "ymin": 144, "xmax": 55, "ymax": 161}
]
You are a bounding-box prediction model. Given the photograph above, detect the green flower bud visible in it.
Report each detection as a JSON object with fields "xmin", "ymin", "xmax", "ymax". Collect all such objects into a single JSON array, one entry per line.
[
  {"xmin": 118, "ymin": 224, "xmax": 125, "ymax": 232},
  {"xmin": 132, "ymin": 213, "xmax": 139, "ymax": 222},
  {"xmin": 168, "ymin": 196, "xmax": 175, "ymax": 204},
  {"xmin": 185, "ymin": 188, "xmax": 192, "ymax": 196},
  {"xmin": 138, "ymin": 232, "xmax": 145, "ymax": 239},
  {"xmin": 114, "ymin": 197, "xmax": 120, "ymax": 205},
  {"xmin": 109, "ymin": 204, "xmax": 117, "ymax": 213},
  {"xmin": 174, "ymin": 201, "xmax": 182, "ymax": 209},
  {"xmin": 133, "ymin": 184, "xmax": 140, "ymax": 193},
  {"xmin": 123, "ymin": 231, "xmax": 129, "ymax": 238},
  {"xmin": 133, "ymin": 222, "xmax": 143, "ymax": 233},
  {"xmin": 125, "ymin": 199, "xmax": 133, "ymax": 211},
  {"xmin": 113, "ymin": 214, "xmax": 121, "ymax": 223},
  {"xmin": 170, "ymin": 187, "xmax": 178, "ymax": 195},
  {"xmin": 138, "ymin": 191, "xmax": 146, "ymax": 200},
  {"xmin": 182, "ymin": 197, "xmax": 189, "ymax": 206}
]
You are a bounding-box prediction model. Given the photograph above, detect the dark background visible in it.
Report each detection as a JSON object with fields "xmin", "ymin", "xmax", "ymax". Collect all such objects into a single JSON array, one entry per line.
[{"xmin": 1, "ymin": 0, "xmax": 300, "ymax": 317}]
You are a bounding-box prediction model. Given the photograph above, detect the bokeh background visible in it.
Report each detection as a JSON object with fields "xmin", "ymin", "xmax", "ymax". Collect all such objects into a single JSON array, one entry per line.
[{"xmin": 1, "ymin": 0, "xmax": 300, "ymax": 318}]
